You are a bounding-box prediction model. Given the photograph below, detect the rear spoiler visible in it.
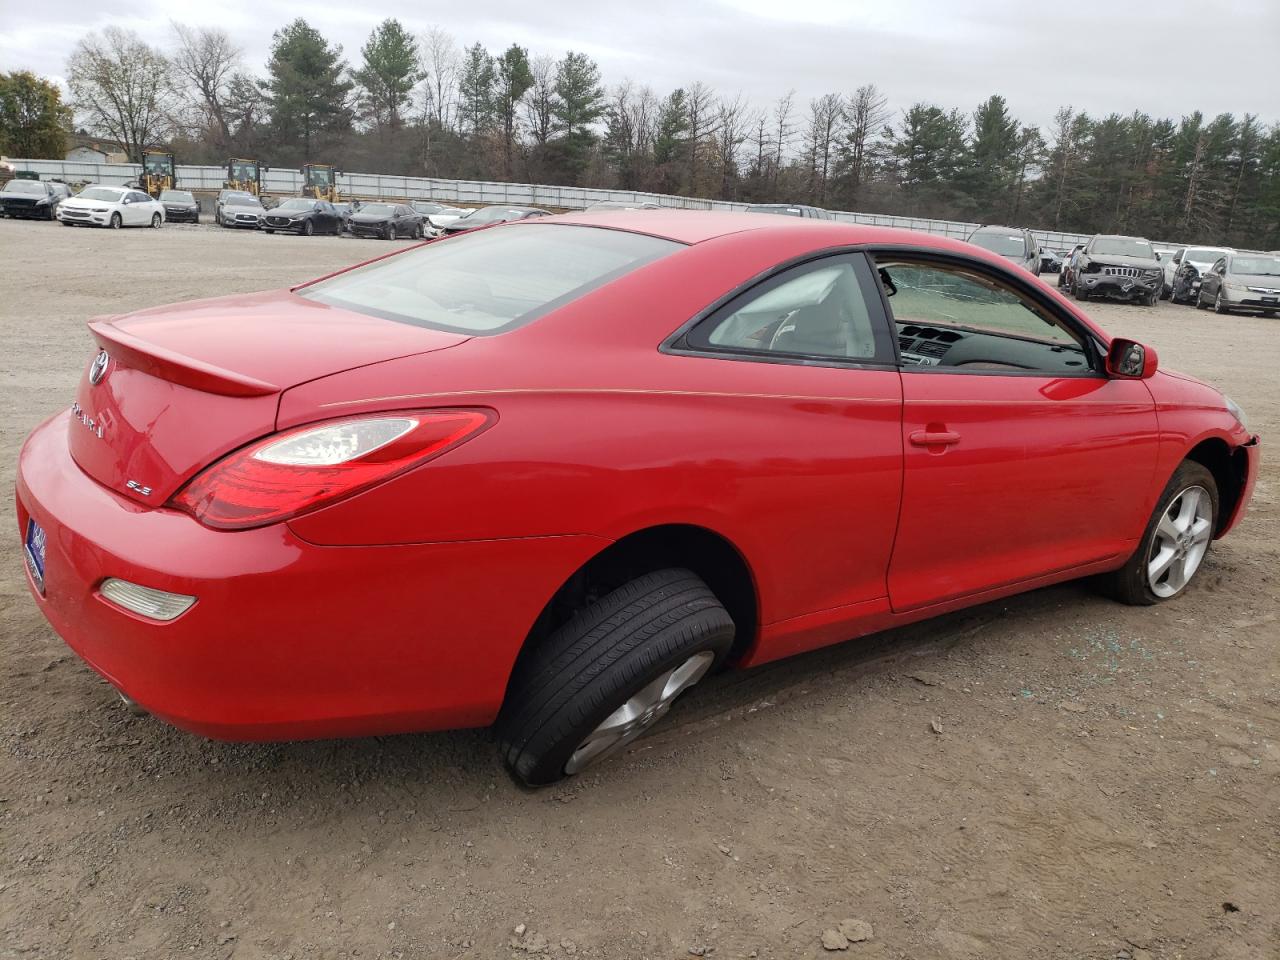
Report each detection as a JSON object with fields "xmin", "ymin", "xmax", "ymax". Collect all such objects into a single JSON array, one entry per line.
[{"xmin": 87, "ymin": 320, "xmax": 279, "ymax": 398}]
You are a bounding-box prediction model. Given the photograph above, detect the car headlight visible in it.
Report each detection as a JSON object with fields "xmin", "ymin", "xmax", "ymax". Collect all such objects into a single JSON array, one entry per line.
[
  {"xmin": 1145, "ymin": 268, "xmax": 1162, "ymax": 278},
  {"xmin": 1223, "ymin": 280, "xmax": 1246, "ymax": 291},
  {"xmin": 1224, "ymin": 395, "xmax": 1250, "ymax": 433}
]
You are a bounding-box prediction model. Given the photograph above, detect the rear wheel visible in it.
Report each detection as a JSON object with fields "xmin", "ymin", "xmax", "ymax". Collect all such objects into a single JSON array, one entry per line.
[
  {"xmin": 495, "ymin": 568, "xmax": 735, "ymax": 786},
  {"xmin": 1097, "ymin": 461, "xmax": 1217, "ymax": 606}
]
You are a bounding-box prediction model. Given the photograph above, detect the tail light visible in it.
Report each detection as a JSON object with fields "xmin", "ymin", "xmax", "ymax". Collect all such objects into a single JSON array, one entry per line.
[{"xmin": 170, "ymin": 409, "xmax": 493, "ymax": 530}]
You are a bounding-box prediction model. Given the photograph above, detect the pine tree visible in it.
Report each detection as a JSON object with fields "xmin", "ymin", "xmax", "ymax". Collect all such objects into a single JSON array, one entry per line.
[
  {"xmin": 262, "ymin": 19, "xmax": 353, "ymax": 162},
  {"xmin": 353, "ymin": 20, "xmax": 421, "ymax": 134}
]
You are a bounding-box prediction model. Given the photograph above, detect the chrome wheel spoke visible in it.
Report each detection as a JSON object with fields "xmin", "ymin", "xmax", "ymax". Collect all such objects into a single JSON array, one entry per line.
[
  {"xmin": 1189, "ymin": 516, "xmax": 1212, "ymax": 544},
  {"xmin": 564, "ymin": 650, "xmax": 715, "ymax": 775},
  {"xmin": 1147, "ymin": 484, "xmax": 1213, "ymax": 598},
  {"xmin": 1148, "ymin": 546, "xmax": 1177, "ymax": 583}
]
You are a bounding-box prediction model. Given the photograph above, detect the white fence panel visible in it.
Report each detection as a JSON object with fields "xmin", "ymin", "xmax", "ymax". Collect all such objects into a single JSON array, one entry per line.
[{"xmin": 5, "ymin": 157, "xmax": 1162, "ymax": 250}]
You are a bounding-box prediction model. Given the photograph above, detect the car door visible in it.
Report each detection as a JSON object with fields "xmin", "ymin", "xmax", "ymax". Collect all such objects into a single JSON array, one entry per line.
[
  {"xmin": 672, "ymin": 251, "xmax": 904, "ymax": 655},
  {"xmin": 1199, "ymin": 258, "xmax": 1227, "ymax": 304},
  {"xmin": 123, "ymin": 191, "xmax": 146, "ymax": 225},
  {"xmin": 874, "ymin": 252, "xmax": 1160, "ymax": 612}
]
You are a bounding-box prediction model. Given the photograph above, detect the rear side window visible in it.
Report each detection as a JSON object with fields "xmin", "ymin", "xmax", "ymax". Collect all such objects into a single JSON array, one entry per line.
[
  {"xmin": 688, "ymin": 254, "xmax": 893, "ymax": 364},
  {"xmin": 301, "ymin": 224, "xmax": 681, "ymax": 334}
]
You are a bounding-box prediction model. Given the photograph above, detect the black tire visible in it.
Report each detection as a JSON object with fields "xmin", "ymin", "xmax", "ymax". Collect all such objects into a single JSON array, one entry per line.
[
  {"xmin": 264, "ymin": 229, "xmax": 274, "ymax": 235},
  {"xmin": 495, "ymin": 568, "xmax": 735, "ymax": 786},
  {"xmin": 109, "ymin": 212, "xmax": 122, "ymax": 230},
  {"xmin": 1214, "ymin": 290, "xmax": 1231, "ymax": 315},
  {"xmin": 1096, "ymin": 460, "xmax": 1218, "ymax": 606},
  {"xmin": 1195, "ymin": 291, "xmax": 1209, "ymax": 309},
  {"xmin": 1146, "ymin": 291, "xmax": 1159, "ymax": 307},
  {"xmin": 1073, "ymin": 280, "xmax": 1089, "ymax": 302},
  {"xmin": 384, "ymin": 223, "xmax": 394, "ymax": 241},
  {"xmin": 302, "ymin": 219, "xmax": 314, "ymax": 237},
  {"xmin": 151, "ymin": 213, "xmax": 162, "ymax": 228}
]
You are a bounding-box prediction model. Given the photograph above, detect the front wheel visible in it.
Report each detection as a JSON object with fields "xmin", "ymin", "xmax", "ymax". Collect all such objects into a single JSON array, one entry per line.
[
  {"xmin": 151, "ymin": 213, "xmax": 162, "ymax": 228},
  {"xmin": 109, "ymin": 212, "xmax": 122, "ymax": 230},
  {"xmin": 1215, "ymin": 291, "xmax": 1231, "ymax": 315},
  {"xmin": 1073, "ymin": 280, "xmax": 1088, "ymax": 301},
  {"xmin": 1097, "ymin": 461, "xmax": 1217, "ymax": 606},
  {"xmin": 302, "ymin": 220, "xmax": 314, "ymax": 237},
  {"xmin": 495, "ymin": 568, "xmax": 735, "ymax": 786}
]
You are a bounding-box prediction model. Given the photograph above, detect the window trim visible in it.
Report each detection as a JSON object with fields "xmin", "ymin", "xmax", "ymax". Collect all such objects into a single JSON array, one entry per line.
[
  {"xmin": 865, "ymin": 245, "xmax": 1107, "ymax": 378},
  {"xmin": 661, "ymin": 249, "xmax": 899, "ymax": 371}
]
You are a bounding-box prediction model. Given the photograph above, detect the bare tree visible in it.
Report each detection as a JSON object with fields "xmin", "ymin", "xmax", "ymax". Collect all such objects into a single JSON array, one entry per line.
[
  {"xmin": 524, "ymin": 53, "xmax": 557, "ymax": 147},
  {"xmin": 170, "ymin": 23, "xmax": 241, "ymax": 152},
  {"xmin": 715, "ymin": 93, "xmax": 752, "ymax": 200},
  {"xmin": 840, "ymin": 83, "xmax": 890, "ymax": 207},
  {"xmin": 803, "ymin": 93, "xmax": 844, "ymax": 203},
  {"xmin": 420, "ymin": 26, "xmax": 458, "ymax": 132},
  {"xmin": 67, "ymin": 27, "xmax": 173, "ymax": 162},
  {"xmin": 772, "ymin": 90, "xmax": 795, "ymax": 198},
  {"xmin": 684, "ymin": 80, "xmax": 718, "ymax": 194}
]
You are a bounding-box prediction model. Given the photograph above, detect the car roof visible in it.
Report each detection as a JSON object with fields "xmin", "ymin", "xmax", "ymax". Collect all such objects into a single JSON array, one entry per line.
[
  {"xmin": 971, "ymin": 224, "xmax": 1026, "ymax": 233},
  {"xmin": 527, "ymin": 209, "xmax": 1004, "ymax": 255}
]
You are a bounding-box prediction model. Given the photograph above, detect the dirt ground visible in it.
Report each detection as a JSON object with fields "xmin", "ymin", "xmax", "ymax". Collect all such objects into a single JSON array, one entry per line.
[{"xmin": 1, "ymin": 218, "xmax": 1276, "ymax": 960}]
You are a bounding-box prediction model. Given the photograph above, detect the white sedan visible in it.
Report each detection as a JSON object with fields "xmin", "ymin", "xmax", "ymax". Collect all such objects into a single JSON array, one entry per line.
[{"xmin": 58, "ymin": 185, "xmax": 166, "ymax": 229}]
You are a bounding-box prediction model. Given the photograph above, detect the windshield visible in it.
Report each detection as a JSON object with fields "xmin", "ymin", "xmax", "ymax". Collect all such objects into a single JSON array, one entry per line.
[
  {"xmin": 1230, "ymin": 256, "xmax": 1280, "ymax": 276},
  {"xmin": 78, "ymin": 187, "xmax": 123, "ymax": 201},
  {"xmin": 302, "ymin": 224, "xmax": 681, "ymax": 334},
  {"xmin": 359, "ymin": 203, "xmax": 396, "ymax": 215},
  {"xmin": 969, "ymin": 232, "xmax": 1026, "ymax": 257},
  {"xmin": 1091, "ymin": 237, "xmax": 1154, "ymax": 258},
  {"xmin": 160, "ymin": 190, "xmax": 193, "ymax": 202},
  {"xmin": 3, "ymin": 181, "xmax": 45, "ymax": 195},
  {"xmin": 1185, "ymin": 248, "xmax": 1229, "ymax": 263},
  {"xmin": 412, "ymin": 202, "xmax": 444, "ymax": 213},
  {"xmin": 228, "ymin": 197, "xmax": 263, "ymax": 209},
  {"xmin": 276, "ymin": 199, "xmax": 313, "ymax": 211}
]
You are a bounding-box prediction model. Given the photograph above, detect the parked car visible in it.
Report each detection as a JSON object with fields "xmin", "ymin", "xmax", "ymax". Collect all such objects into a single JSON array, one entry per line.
[
  {"xmin": 0, "ymin": 178, "xmax": 67, "ymax": 220},
  {"xmin": 262, "ymin": 198, "xmax": 343, "ymax": 236},
  {"xmin": 1166, "ymin": 246, "xmax": 1234, "ymax": 304},
  {"xmin": 1070, "ymin": 235, "xmax": 1163, "ymax": 305},
  {"xmin": 1039, "ymin": 248, "xmax": 1064, "ymax": 273},
  {"xmin": 422, "ymin": 206, "xmax": 474, "ymax": 236},
  {"xmin": 745, "ymin": 203, "xmax": 833, "ymax": 219},
  {"xmin": 1057, "ymin": 243, "xmax": 1085, "ymax": 289},
  {"xmin": 966, "ymin": 225, "xmax": 1042, "ymax": 275},
  {"xmin": 410, "ymin": 200, "xmax": 451, "ymax": 217},
  {"xmin": 348, "ymin": 202, "xmax": 425, "ymax": 240},
  {"xmin": 159, "ymin": 189, "xmax": 200, "ymax": 225},
  {"xmin": 217, "ymin": 192, "xmax": 265, "ymax": 229},
  {"xmin": 16, "ymin": 212, "xmax": 1259, "ymax": 786},
  {"xmin": 1195, "ymin": 252, "xmax": 1280, "ymax": 316},
  {"xmin": 440, "ymin": 204, "xmax": 551, "ymax": 235},
  {"xmin": 56, "ymin": 185, "xmax": 165, "ymax": 229},
  {"xmin": 587, "ymin": 200, "xmax": 662, "ymax": 210}
]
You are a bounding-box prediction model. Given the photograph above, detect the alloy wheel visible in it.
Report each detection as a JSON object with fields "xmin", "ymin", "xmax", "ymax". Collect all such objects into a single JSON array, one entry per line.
[
  {"xmin": 1147, "ymin": 485, "xmax": 1212, "ymax": 599},
  {"xmin": 563, "ymin": 650, "xmax": 714, "ymax": 775}
]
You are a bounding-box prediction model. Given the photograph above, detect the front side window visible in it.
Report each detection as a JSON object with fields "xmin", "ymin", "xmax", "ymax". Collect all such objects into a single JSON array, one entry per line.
[
  {"xmin": 876, "ymin": 258, "xmax": 1091, "ymax": 374},
  {"xmin": 301, "ymin": 224, "xmax": 681, "ymax": 334},
  {"xmin": 691, "ymin": 255, "xmax": 890, "ymax": 362}
]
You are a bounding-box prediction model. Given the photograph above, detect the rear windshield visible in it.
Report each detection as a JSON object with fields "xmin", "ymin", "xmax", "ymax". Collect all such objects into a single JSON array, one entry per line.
[
  {"xmin": 1185, "ymin": 248, "xmax": 1228, "ymax": 262},
  {"xmin": 301, "ymin": 224, "xmax": 682, "ymax": 334},
  {"xmin": 969, "ymin": 231, "xmax": 1026, "ymax": 256},
  {"xmin": 1091, "ymin": 237, "xmax": 1154, "ymax": 258}
]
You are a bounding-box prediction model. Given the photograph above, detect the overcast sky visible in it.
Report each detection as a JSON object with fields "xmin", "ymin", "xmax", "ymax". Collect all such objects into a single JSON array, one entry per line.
[{"xmin": 3, "ymin": 0, "xmax": 1277, "ymax": 132}]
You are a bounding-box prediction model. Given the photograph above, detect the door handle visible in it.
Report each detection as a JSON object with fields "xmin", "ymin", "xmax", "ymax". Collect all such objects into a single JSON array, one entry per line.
[{"xmin": 909, "ymin": 430, "xmax": 962, "ymax": 447}]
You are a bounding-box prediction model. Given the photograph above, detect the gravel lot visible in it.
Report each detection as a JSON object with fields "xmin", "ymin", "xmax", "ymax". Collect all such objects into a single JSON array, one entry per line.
[{"xmin": 2, "ymin": 218, "xmax": 1276, "ymax": 960}]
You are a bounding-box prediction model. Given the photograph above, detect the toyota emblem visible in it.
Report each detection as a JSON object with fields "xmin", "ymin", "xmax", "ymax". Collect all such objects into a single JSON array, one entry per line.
[{"xmin": 88, "ymin": 350, "xmax": 110, "ymax": 385}]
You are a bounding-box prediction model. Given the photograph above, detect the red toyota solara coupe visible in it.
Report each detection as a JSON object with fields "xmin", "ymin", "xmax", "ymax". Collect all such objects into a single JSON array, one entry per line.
[{"xmin": 17, "ymin": 211, "xmax": 1260, "ymax": 784}]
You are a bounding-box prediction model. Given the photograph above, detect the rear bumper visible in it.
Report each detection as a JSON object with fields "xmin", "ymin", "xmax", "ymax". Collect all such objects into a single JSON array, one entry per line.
[{"xmin": 16, "ymin": 412, "xmax": 608, "ymax": 741}]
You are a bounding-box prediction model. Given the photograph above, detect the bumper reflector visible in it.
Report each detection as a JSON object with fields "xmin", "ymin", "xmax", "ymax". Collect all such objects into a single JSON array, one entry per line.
[{"xmin": 100, "ymin": 579, "xmax": 196, "ymax": 621}]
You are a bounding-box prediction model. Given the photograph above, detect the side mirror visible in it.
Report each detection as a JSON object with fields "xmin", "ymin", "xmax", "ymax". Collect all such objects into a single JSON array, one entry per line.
[{"xmin": 1106, "ymin": 339, "xmax": 1158, "ymax": 379}]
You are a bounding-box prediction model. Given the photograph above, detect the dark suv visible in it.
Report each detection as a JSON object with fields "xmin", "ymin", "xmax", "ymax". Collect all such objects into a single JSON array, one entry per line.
[
  {"xmin": 966, "ymin": 225, "xmax": 1041, "ymax": 275},
  {"xmin": 1071, "ymin": 235, "xmax": 1163, "ymax": 306}
]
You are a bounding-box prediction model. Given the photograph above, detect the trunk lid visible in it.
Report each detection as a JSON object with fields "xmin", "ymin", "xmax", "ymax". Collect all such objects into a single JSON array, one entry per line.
[{"xmin": 69, "ymin": 289, "xmax": 470, "ymax": 505}]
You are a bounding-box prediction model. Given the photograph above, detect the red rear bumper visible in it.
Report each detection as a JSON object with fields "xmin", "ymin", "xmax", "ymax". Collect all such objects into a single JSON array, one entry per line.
[{"xmin": 16, "ymin": 412, "xmax": 607, "ymax": 740}]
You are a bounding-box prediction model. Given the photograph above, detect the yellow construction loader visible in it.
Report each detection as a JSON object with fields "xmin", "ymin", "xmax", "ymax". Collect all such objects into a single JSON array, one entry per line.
[
  {"xmin": 141, "ymin": 152, "xmax": 175, "ymax": 197},
  {"xmin": 301, "ymin": 163, "xmax": 339, "ymax": 202},
  {"xmin": 225, "ymin": 158, "xmax": 265, "ymax": 196}
]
